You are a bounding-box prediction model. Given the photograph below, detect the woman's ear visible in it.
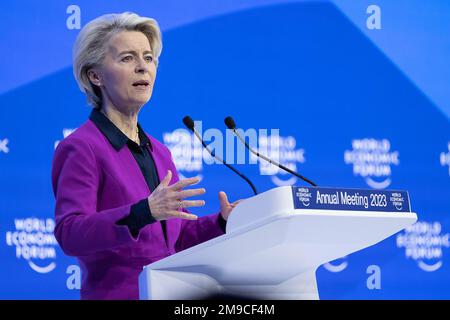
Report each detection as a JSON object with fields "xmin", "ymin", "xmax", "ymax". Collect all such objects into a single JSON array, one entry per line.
[{"xmin": 87, "ymin": 69, "xmax": 102, "ymax": 87}]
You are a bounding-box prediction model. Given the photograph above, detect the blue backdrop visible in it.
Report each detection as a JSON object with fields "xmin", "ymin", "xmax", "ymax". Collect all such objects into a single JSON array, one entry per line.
[{"xmin": 0, "ymin": 0, "xmax": 449, "ymax": 299}]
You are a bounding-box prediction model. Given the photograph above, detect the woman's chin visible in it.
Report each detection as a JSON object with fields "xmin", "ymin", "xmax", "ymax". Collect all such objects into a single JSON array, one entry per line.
[{"xmin": 130, "ymin": 96, "xmax": 151, "ymax": 107}]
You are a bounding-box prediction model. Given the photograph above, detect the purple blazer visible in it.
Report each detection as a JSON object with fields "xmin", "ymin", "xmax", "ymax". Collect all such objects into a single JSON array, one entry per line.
[{"xmin": 52, "ymin": 119, "xmax": 224, "ymax": 300}]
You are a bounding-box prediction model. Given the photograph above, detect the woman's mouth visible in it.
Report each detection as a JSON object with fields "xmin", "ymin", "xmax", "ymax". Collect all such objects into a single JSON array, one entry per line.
[{"xmin": 132, "ymin": 80, "xmax": 150, "ymax": 88}]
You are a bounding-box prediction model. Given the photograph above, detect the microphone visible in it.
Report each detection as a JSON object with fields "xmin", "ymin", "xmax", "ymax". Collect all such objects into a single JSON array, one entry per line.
[
  {"xmin": 182, "ymin": 116, "xmax": 258, "ymax": 195},
  {"xmin": 224, "ymin": 116, "xmax": 318, "ymax": 187}
]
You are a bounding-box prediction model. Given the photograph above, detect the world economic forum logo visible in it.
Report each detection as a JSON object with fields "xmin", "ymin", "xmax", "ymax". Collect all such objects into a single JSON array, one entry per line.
[
  {"xmin": 5, "ymin": 218, "xmax": 59, "ymax": 274},
  {"xmin": 294, "ymin": 187, "xmax": 312, "ymax": 207},
  {"xmin": 396, "ymin": 220, "xmax": 449, "ymax": 272},
  {"xmin": 440, "ymin": 142, "xmax": 450, "ymax": 176},
  {"xmin": 163, "ymin": 129, "xmax": 204, "ymax": 181},
  {"xmin": 344, "ymin": 138, "xmax": 399, "ymax": 189},
  {"xmin": 257, "ymin": 135, "xmax": 305, "ymax": 186}
]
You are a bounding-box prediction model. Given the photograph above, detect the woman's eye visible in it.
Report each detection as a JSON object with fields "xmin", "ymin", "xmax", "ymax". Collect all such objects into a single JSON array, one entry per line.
[
  {"xmin": 122, "ymin": 56, "xmax": 132, "ymax": 62},
  {"xmin": 145, "ymin": 55, "xmax": 154, "ymax": 62}
]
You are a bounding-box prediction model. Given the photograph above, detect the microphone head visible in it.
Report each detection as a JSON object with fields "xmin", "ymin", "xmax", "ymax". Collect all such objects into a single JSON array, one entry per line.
[
  {"xmin": 182, "ymin": 116, "xmax": 195, "ymax": 131},
  {"xmin": 224, "ymin": 116, "xmax": 236, "ymax": 129}
]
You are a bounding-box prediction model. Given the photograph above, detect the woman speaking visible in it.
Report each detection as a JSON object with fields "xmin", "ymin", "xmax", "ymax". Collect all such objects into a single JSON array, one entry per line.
[{"xmin": 52, "ymin": 12, "xmax": 239, "ymax": 300}]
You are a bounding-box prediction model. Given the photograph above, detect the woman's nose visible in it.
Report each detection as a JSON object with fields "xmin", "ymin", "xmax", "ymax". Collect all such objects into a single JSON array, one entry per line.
[{"xmin": 135, "ymin": 59, "xmax": 149, "ymax": 73}]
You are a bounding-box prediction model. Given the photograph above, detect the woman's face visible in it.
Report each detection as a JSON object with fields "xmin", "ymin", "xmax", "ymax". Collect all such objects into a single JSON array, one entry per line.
[{"xmin": 91, "ymin": 31, "xmax": 157, "ymax": 112}]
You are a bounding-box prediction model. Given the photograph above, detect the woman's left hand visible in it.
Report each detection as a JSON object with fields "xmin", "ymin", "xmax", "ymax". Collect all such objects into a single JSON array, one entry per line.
[{"xmin": 219, "ymin": 191, "xmax": 243, "ymax": 221}]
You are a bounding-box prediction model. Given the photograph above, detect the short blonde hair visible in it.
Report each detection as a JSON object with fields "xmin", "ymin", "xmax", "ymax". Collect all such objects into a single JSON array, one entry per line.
[{"xmin": 73, "ymin": 12, "xmax": 162, "ymax": 109}]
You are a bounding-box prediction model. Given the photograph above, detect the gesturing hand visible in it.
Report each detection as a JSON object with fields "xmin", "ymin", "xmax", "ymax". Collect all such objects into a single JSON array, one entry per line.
[
  {"xmin": 148, "ymin": 170, "xmax": 205, "ymax": 221},
  {"xmin": 219, "ymin": 191, "xmax": 243, "ymax": 221}
]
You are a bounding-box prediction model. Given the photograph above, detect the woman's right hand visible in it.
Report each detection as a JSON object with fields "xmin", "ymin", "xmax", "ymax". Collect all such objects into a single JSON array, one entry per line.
[{"xmin": 147, "ymin": 170, "xmax": 205, "ymax": 221}]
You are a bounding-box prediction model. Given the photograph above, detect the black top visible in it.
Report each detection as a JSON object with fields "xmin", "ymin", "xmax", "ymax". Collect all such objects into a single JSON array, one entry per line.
[{"xmin": 89, "ymin": 109, "xmax": 226, "ymax": 239}]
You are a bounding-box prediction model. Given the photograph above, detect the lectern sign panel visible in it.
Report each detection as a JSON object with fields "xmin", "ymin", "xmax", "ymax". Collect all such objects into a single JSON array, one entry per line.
[{"xmin": 292, "ymin": 187, "xmax": 411, "ymax": 212}]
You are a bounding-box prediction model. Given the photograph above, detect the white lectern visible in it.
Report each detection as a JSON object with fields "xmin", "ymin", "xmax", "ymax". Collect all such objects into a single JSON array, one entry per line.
[{"xmin": 139, "ymin": 186, "xmax": 417, "ymax": 300}]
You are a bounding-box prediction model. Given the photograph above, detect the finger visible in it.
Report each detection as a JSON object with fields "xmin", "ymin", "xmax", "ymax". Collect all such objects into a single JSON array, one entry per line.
[
  {"xmin": 219, "ymin": 191, "xmax": 229, "ymax": 205},
  {"xmin": 175, "ymin": 188, "xmax": 206, "ymax": 199},
  {"xmin": 166, "ymin": 210, "xmax": 198, "ymax": 220},
  {"xmin": 159, "ymin": 170, "xmax": 172, "ymax": 188},
  {"xmin": 179, "ymin": 200, "xmax": 206, "ymax": 208},
  {"xmin": 168, "ymin": 177, "xmax": 200, "ymax": 191}
]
